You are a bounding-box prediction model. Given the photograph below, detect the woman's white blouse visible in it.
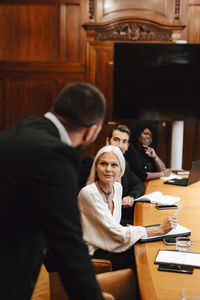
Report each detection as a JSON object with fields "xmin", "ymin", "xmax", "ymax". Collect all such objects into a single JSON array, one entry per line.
[{"xmin": 78, "ymin": 182, "xmax": 147, "ymax": 255}]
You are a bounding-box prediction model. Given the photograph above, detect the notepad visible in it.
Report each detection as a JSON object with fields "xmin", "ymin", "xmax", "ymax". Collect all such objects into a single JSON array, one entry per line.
[
  {"xmin": 135, "ymin": 191, "xmax": 181, "ymax": 206},
  {"xmin": 160, "ymin": 172, "xmax": 182, "ymax": 181},
  {"xmin": 139, "ymin": 224, "xmax": 191, "ymax": 243},
  {"xmin": 155, "ymin": 249, "xmax": 200, "ymax": 268}
]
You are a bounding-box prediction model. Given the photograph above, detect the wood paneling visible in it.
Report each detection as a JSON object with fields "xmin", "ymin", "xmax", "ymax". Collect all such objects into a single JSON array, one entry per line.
[
  {"xmin": 87, "ymin": 42, "xmax": 113, "ymax": 121},
  {"xmin": 64, "ymin": 5, "xmax": 81, "ymax": 61},
  {"xmin": 0, "ymin": 2, "xmax": 86, "ymax": 67},
  {"xmin": 183, "ymin": 122, "xmax": 200, "ymax": 169},
  {"xmin": 3, "ymin": 72, "xmax": 86, "ymax": 128},
  {"xmin": 5, "ymin": 78, "xmax": 58, "ymax": 126},
  {"xmin": 95, "ymin": 0, "xmax": 188, "ymax": 25},
  {"xmin": 0, "ymin": 5, "xmax": 60, "ymax": 62},
  {"xmin": 0, "ymin": 0, "xmax": 87, "ymax": 129},
  {"xmin": 187, "ymin": 2, "xmax": 200, "ymax": 43},
  {"xmin": 0, "ymin": 80, "xmax": 5, "ymax": 129}
]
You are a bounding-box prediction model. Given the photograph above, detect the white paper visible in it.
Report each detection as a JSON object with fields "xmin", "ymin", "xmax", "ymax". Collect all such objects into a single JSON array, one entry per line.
[
  {"xmin": 155, "ymin": 249, "xmax": 200, "ymax": 268},
  {"xmin": 160, "ymin": 172, "xmax": 183, "ymax": 181},
  {"xmin": 135, "ymin": 191, "xmax": 181, "ymax": 205},
  {"xmin": 141, "ymin": 224, "xmax": 191, "ymax": 242}
]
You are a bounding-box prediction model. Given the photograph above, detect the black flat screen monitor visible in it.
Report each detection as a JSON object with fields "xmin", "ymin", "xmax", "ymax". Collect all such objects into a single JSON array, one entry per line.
[{"xmin": 112, "ymin": 43, "xmax": 200, "ymax": 121}]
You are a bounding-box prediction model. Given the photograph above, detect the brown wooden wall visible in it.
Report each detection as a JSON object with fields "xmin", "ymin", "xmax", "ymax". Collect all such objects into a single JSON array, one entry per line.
[
  {"xmin": 0, "ymin": 0, "xmax": 87, "ymax": 129},
  {"xmin": 0, "ymin": 0, "xmax": 200, "ymax": 169}
]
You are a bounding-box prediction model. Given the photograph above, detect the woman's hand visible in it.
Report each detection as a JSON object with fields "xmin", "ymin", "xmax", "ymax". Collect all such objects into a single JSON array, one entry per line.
[
  {"xmin": 159, "ymin": 215, "xmax": 178, "ymax": 234},
  {"xmin": 122, "ymin": 196, "xmax": 134, "ymax": 208},
  {"xmin": 146, "ymin": 215, "xmax": 178, "ymax": 237},
  {"xmin": 160, "ymin": 168, "xmax": 172, "ymax": 177},
  {"xmin": 143, "ymin": 144, "xmax": 170, "ymax": 176},
  {"xmin": 143, "ymin": 145, "xmax": 156, "ymax": 158}
]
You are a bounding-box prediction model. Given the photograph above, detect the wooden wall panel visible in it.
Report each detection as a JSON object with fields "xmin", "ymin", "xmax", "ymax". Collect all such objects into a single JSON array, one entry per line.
[
  {"xmin": 0, "ymin": 0, "xmax": 87, "ymax": 129},
  {"xmin": 5, "ymin": 78, "xmax": 58, "ymax": 127},
  {"xmin": 0, "ymin": 1, "xmax": 86, "ymax": 69},
  {"xmin": 64, "ymin": 5, "xmax": 81, "ymax": 61},
  {"xmin": 0, "ymin": 80, "xmax": 5, "ymax": 129},
  {"xmin": 93, "ymin": 0, "xmax": 189, "ymax": 35},
  {"xmin": 97, "ymin": 0, "xmax": 175, "ymax": 23},
  {"xmin": 87, "ymin": 43, "xmax": 113, "ymax": 121},
  {"xmin": 187, "ymin": 2, "xmax": 200, "ymax": 43},
  {"xmin": 0, "ymin": 5, "xmax": 60, "ymax": 61},
  {"xmin": 194, "ymin": 123, "xmax": 200, "ymax": 160},
  {"xmin": 183, "ymin": 122, "xmax": 200, "ymax": 169}
]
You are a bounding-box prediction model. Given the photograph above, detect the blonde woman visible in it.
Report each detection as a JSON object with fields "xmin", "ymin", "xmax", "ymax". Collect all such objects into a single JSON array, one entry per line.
[{"xmin": 78, "ymin": 145, "xmax": 177, "ymax": 270}]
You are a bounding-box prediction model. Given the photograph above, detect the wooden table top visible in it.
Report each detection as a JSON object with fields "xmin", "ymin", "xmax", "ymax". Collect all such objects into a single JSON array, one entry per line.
[{"xmin": 134, "ymin": 178, "xmax": 200, "ymax": 300}]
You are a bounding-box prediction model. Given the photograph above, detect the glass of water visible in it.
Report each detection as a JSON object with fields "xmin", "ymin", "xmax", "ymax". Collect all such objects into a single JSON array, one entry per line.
[{"xmin": 176, "ymin": 237, "xmax": 192, "ymax": 252}]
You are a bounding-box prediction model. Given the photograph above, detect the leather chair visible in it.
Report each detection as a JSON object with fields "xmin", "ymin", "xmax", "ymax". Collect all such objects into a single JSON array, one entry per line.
[
  {"xmin": 92, "ymin": 258, "xmax": 112, "ymax": 274},
  {"xmin": 49, "ymin": 261, "xmax": 136, "ymax": 300},
  {"xmin": 31, "ymin": 259, "xmax": 137, "ymax": 300}
]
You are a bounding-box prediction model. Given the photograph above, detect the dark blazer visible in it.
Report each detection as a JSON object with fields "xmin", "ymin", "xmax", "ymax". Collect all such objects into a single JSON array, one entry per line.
[
  {"xmin": 125, "ymin": 143, "xmax": 157, "ymax": 181},
  {"xmin": 0, "ymin": 117, "xmax": 103, "ymax": 300}
]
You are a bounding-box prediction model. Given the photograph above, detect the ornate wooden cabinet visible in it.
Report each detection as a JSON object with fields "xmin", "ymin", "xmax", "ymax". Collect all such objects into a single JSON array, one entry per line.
[
  {"xmin": 83, "ymin": 0, "xmax": 188, "ymax": 120},
  {"xmin": 81, "ymin": 0, "xmax": 189, "ymax": 164}
]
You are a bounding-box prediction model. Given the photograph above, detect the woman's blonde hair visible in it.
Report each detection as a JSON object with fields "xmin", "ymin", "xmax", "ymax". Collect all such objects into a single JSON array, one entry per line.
[{"xmin": 87, "ymin": 145, "xmax": 125, "ymax": 185}]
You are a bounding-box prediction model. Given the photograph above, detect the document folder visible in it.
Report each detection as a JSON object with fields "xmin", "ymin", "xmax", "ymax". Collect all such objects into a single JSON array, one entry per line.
[
  {"xmin": 154, "ymin": 249, "xmax": 200, "ymax": 269},
  {"xmin": 139, "ymin": 224, "xmax": 191, "ymax": 243}
]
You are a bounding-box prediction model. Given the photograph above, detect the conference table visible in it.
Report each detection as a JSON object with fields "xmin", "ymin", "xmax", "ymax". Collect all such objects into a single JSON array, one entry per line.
[{"xmin": 134, "ymin": 177, "xmax": 200, "ymax": 300}]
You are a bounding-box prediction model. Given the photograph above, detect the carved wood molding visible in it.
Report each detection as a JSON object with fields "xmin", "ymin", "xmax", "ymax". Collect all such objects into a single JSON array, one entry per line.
[
  {"xmin": 89, "ymin": 0, "xmax": 95, "ymax": 20},
  {"xmin": 83, "ymin": 19, "xmax": 185, "ymax": 42},
  {"xmin": 175, "ymin": 0, "xmax": 181, "ymax": 20},
  {"xmin": 95, "ymin": 22, "xmax": 172, "ymax": 41}
]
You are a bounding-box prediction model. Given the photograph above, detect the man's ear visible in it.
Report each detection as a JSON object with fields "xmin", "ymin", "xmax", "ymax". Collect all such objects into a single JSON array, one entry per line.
[
  {"xmin": 105, "ymin": 137, "xmax": 109, "ymax": 145},
  {"xmin": 82, "ymin": 124, "xmax": 98, "ymax": 143}
]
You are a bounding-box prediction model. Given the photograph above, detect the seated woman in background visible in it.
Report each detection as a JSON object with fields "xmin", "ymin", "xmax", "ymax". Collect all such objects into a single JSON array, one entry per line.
[
  {"xmin": 125, "ymin": 123, "xmax": 171, "ymax": 181},
  {"xmin": 78, "ymin": 145, "xmax": 177, "ymax": 271}
]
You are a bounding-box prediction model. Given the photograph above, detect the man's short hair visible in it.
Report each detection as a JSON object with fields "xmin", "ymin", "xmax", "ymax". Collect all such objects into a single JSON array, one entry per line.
[
  {"xmin": 107, "ymin": 124, "xmax": 130, "ymax": 141},
  {"xmin": 53, "ymin": 82, "xmax": 106, "ymax": 131}
]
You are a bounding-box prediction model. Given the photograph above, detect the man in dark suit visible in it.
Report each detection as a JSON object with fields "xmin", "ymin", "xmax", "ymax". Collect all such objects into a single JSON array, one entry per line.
[
  {"xmin": 0, "ymin": 82, "xmax": 106, "ymax": 300},
  {"xmin": 80, "ymin": 124, "xmax": 146, "ymax": 224}
]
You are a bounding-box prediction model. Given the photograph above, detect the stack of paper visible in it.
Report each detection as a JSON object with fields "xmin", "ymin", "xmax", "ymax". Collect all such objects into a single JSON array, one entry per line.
[
  {"xmin": 155, "ymin": 249, "xmax": 200, "ymax": 268},
  {"xmin": 135, "ymin": 191, "xmax": 181, "ymax": 205}
]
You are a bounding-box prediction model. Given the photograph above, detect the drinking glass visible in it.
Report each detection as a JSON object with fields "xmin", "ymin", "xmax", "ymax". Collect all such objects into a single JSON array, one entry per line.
[{"xmin": 176, "ymin": 237, "xmax": 192, "ymax": 252}]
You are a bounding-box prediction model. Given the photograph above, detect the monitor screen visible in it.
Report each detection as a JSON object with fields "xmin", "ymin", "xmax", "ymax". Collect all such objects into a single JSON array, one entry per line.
[{"xmin": 112, "ymin": 43, "xmax": 200, "ymax": 121}]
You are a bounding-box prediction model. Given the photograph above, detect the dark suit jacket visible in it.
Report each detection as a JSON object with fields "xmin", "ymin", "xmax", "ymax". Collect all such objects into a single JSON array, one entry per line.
[
  {"xmin": 125, "ymin": 143, "xmax": 157, "ymax": 181},
  {"xmin": 0, "ymin": 117, "xmax": 103, "ymax": 300}
]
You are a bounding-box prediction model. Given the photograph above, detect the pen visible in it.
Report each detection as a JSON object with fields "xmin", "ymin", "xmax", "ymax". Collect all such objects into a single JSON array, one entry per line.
[{"xmin": 174, "ymin": 204, "xmax": 183, "ymax": 216}]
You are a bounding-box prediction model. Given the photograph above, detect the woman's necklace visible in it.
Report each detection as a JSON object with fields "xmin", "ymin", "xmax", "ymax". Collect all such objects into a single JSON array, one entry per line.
[{"xmin": 98, "ymin": 182, "xmax": 113, "ymax": 211}]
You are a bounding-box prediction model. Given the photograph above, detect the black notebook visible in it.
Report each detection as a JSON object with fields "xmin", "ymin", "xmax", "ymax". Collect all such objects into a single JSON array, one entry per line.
[{"xmin": 139, "ymin": 224, "xmax": 191, "ymax": 243}]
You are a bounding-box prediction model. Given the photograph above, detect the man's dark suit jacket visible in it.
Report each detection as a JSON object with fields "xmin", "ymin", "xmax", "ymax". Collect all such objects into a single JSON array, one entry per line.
[
  {"xmin": 0, "ymin": 117, "xmax": 103, "ymax": 300},
  {"xmin": 79, "ymin": 155, "xmax": 146, "ymax": 222}
]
